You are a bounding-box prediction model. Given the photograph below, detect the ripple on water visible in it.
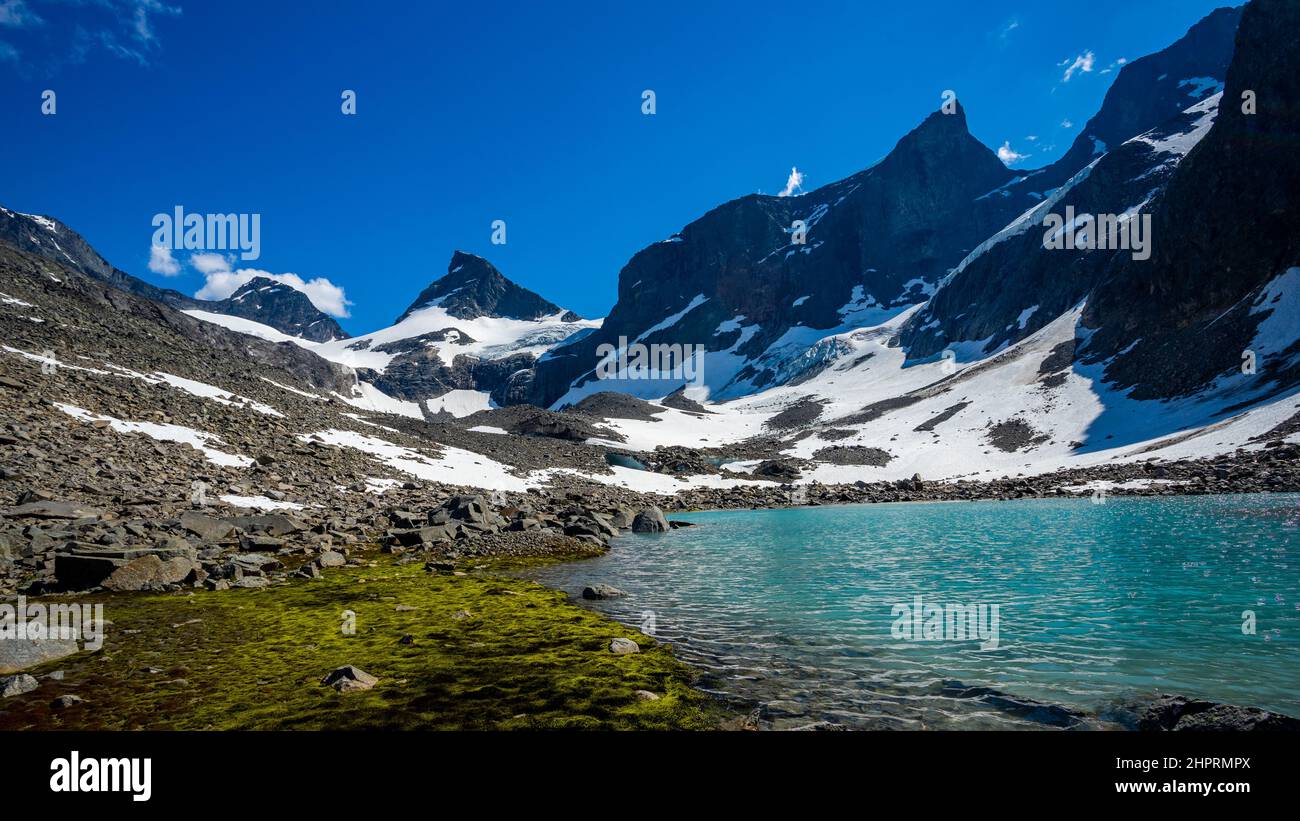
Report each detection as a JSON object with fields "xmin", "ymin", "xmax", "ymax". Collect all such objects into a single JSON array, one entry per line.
[{"xmin": 523, "ymin": 495, "xmax": 1300, "ymax": 729}]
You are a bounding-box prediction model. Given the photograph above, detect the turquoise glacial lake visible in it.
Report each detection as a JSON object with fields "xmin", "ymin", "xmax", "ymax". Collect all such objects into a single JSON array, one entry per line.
[{"xmin": 524, "ymin": 494, "xmax": 1300, "ymax": 729}]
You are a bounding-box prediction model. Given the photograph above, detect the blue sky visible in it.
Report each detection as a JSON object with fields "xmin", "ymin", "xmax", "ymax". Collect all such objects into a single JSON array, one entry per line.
[{"xmin": 1, "ymin": 0, "xmax": 1233, "ymax": 334}]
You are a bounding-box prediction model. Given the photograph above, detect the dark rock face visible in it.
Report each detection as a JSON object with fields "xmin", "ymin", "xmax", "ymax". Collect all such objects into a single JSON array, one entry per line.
[
  {"xmin": 0, "ymin": 209, "xmax": 348, "ymax": 342},
  {"xmin": 902, "ymin": 104, "xmax": 1206, "ymax": 359},
  {"xmin": 204, "ymin": 277, "xmax": 347, "ymax": 343},
  {"xmin": 1136, "ymin": 694, "xmax": 1300, "ymax": 731},
  {"xmin": 1082, "ymin": 0, "xmax": 1300, "ymax": 399},
  {"xmin": 531, "ymin": 102, "xmax": 1023, "ymax": 407},
  {"xmin": 366, "ymin": 348, "xmax": 536, "ymax": 405},
  {"xmin": 396, "ymin": 251, "xmax": 578, "ymax": 323}
]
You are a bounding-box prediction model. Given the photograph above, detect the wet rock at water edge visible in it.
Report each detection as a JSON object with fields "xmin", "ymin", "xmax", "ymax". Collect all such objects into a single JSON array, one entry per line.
[
  {"xmin": 582, "ymin": 583, "xmax": 628, "ymax": 600},
  {"xmin": 1134, "ymin": 694, "xmax": 1300, "ymax": 732},
  {"xmin": 940, "ymin": 680, "xmax": 1089, "ymax": 728},
  {"xmin": 630, "ymin": 506, "xmax": 669, "ymax": 533},
  {"xmin": 321, "ymin": 665, "xmax": 379, "ymax": 692}
]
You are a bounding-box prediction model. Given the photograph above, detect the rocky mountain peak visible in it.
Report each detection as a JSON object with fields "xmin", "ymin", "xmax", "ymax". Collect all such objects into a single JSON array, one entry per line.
[
  {"xmin": 216, "ymin": 276, "xmax": 348, "ymax": 343},
  {"xmin": 395, "ymin": 251, "xmax": 580, "ymax": 324}
]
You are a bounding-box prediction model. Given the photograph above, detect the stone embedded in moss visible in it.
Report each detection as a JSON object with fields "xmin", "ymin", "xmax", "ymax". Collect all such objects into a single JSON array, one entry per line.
[
  {"xmin": 322, "ymin": 665, "xmax": 378, "ymax": 692},
  {"xmin": 609, "ymin": 638, "xmax": 640, "ymax": 654}
]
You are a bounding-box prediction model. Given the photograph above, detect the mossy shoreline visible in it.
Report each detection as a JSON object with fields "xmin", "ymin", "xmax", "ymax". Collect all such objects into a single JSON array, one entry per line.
[{"xmin": 0, "ymin": 551, "xmax": 725, "ymax": 730}]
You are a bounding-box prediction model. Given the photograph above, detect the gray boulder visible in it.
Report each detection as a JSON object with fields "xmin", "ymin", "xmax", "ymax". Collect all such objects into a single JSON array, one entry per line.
[
  {"xmin": 0, "ymin": 673, "xmax": 39, "ymax": 698},
  {"xmin": 631, "ymin": 506, "xmax": 670, "ymax": 533},
  {"xmin": 102, "ymin": 554, "xmax": 196, "ymax": 592},
  {"xmin": 582, "ymin": 584, "xmax": 628, "ymax": 600},
  {"xmin": 609, "ymin": 638, "xmax": 640, "ymax": 654}
]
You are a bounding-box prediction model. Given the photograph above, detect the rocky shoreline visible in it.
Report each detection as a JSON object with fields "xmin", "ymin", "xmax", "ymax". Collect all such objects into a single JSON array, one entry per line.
[{"xmin": 4, "ymin": 445, "xmax": 1299, "ymax": 729}]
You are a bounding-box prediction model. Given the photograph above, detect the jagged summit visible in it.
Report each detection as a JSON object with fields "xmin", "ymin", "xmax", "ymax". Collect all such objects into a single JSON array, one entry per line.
[
  {"xmin": 396, "ymin": 251, "xmax": 580, "ymax": 324},
  {"xmin": 215, "ymin": 276, "xmax": 348, "ymax": 343}
]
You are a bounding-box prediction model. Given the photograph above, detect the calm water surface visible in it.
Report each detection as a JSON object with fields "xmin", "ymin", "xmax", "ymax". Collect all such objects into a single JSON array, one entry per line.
[{"xmin": 523, "ymin": 494, "xmax": 1300, "ymax": 729}]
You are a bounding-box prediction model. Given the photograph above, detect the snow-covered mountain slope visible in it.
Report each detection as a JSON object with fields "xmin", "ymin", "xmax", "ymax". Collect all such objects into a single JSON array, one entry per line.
[
  {"xmin": 308, "ymin": 252, "xmax": 598, "ymax": 412},
  {"xmin": 529, "ymin": 7, "xmax": 1243, "ymax": 411},
  {"xmin": 539, "ymin": 0, "xmax": 1300, "ymax": 489},
  {"xmin": 184, "ymin": 250, "xmax": 600, "ymax": 418},
  {"xmin": 551, "ymin": 294, "xmax": 1300, "ymax": 488},
  {"xmin": 313, "ymin": 303, "xmax": 596, "ymax": 373}
]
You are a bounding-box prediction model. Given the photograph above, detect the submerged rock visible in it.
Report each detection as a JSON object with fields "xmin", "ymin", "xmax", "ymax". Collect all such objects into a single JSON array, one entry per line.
[
  {"xmin": 582, "ymin": 583, "xmax": 628, "ymax": 600},
  {"xmin": 940, "ymin": 680, "xmax": 1089, "ymax": 728}
]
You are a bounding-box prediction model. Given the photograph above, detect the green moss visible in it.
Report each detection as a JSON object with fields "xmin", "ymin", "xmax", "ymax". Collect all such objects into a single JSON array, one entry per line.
[{"xmin": 0, "ymin": 559, "xmax": 722, "ymax": 730}]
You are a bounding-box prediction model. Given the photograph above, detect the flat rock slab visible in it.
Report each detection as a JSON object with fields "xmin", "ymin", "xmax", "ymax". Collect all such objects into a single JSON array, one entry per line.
[
  {"xmin": 102, "ymin": 554, "xmax": 195, "ymax": 592},
  {"xmin": 2, "ymin": 501, "xmax": 103, "ymax": 520},
  {"xmin": 178, "ymin": 512, "xmax": 234, "ymax": 541},
  {"xmin": 0, "ymin": 637, "xmax": 82, "ymax": 674}
]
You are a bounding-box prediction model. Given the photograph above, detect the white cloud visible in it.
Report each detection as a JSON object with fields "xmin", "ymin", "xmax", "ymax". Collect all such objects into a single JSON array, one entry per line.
[
  {"xmin": 778, "ymin": 166, "xmax": 804, "ymax": 198},
  {"xmin": 189, "ymin": 252, "xmax": 232, "ymax": 275},
  {"xmin": 0, "ymin": 0, "xmax": 42, "ymax": 28},
  {"xmin": 1026, "ymin": 135, "xmax": 1039, "ymax": 142},
  {"xmin": 1060, "ymin": 51, "xmax": 1095, "ymax": 82},
  {"xmin": 148, "ymin": 244, "xmax": 180, "ymax": 276},
  {"xmin": 190, "ymin": 254, "xmax": 352, "ymax": 318},
  {"xmin": 997, "ymin": 141, "xmax": 1028, "ymax": 165},
  {"xmin": 1061, "ymin": 119, "xmax": 1074, "ymax": 129}
]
